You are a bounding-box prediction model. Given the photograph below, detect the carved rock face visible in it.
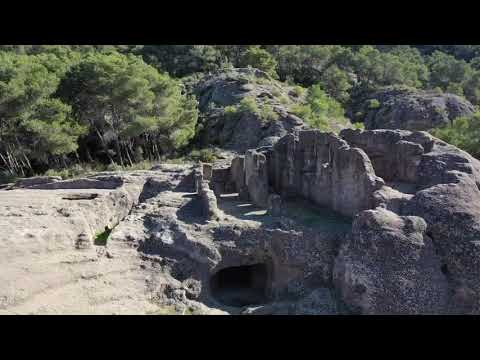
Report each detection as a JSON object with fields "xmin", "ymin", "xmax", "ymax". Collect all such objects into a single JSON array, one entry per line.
[{"xmin": 226, "ymin": 128, "xmax": 480, "ymax": 314}]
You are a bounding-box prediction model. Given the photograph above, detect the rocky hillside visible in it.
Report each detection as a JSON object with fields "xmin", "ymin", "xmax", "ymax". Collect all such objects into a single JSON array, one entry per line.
[
  {"xmin": 348, "ymin": 86, "xmax": 476, "ymax": 131},
  {"xmin": 190, "ymin": 67, "xmax": 356, "ymax": 154},
  {"xmin": 190, "ymin": 68, "xmax": 308, "ymax": 153}
]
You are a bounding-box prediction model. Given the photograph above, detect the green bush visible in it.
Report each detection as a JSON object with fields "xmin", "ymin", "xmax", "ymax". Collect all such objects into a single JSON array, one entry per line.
[
  {"xmin": 240, "ymin": 46, "xmax": 278, "ymax": 78},
  {"xmin": 188, "ymin": 148, "xmax": 218, "ymax": 163},
  {"xmin": 291, "ymin": 85, "xmax": 306, "ymax": 97},
  {"xmin": 291, "ymin": 84, "xmax": 349, "ymax": 133},
  {"xmin": 279, "ymin": 95, "xmax": 290, "ymax": 105},
  {"xmin": 368, "ymin": 99, "xmax": 381, "ymax": 109},
  {"xmin": 431, "ymin": 113, "xmax": 480, "ymax": 158},
  {"xmin": 238, "ymin": 96, "xmax": 260, "ymax": 114},
  {"xmin": 271, "ymin": 88, "xmax": 281, "ymax": 97},
  {"xmin": 224, "ymin": 105, "xmax": 238, "ymax": 116},
  {"xmin": 259, "ymin": 104, "xmax": 279, "ymax": 122},
  {"xmin": 44, "ymin": 163, "xmax": 105, "ymax": 179}
]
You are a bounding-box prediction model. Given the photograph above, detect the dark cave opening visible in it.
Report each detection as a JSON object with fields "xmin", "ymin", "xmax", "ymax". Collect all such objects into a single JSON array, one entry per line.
[
  {"xmin": 441, "ymin": 264, "xmax": 450, "ymax": 276},
  {"xmin": 210, "ymin": 263, "xmax": 270, "ymax": 307}
]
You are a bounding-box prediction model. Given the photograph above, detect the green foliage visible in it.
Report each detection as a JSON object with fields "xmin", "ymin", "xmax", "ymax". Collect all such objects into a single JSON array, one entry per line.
[
  {"xmin": 4, "ymin": 44, "xmax": 480, "ymax": 178},
  {"xmin": 237, "ymin": 96, "xmax": 279, "ymax": 122},
  {"xmin": 138, "ymin": 45, "xmax": 222, "ymax": 77},
  {"xmin": 291, "ymin": 85, "xmax": 306, "ymax": 97},
  {"xmin": 291, "ymin": 84, "xmax": 349, "ymax": 132},
  {"xmin": 94, "ymin": 227, "xmax": 112, "ymax": 246},
  {"xmin": 271, "ymin": 88, "xmax": 281, "ymax": 97},
  {"xmin": 320, "ymin": 64, "xmax": 353, "ymax": 104},
  {"xmin": 57, "ymin": 52, "xmax": 198, "ymax": 163},
  {"xmin": 352, "ymin": 122, "xmax": 365, "ymax": 130},
  {"xmin": 224, "ymin": 105, "xmax": 238, "ymax": 115},
  {"xmin": 44, "ymin": 163, "xmax": 105, "ymax": 179},
  {"xmin": 240, "ymin": 46, "xmax": 278, "ymax": 78},
  {"xmin": 279, "ymin": 95, "xmax": 290, "ymax": 105},
  {"xmin": 368, "ymin": 99, "xmax": 381, "ymax": 109},
  {"xmin": 462, "ymin": 71, "xmax": 480, "ymax": 105},
  {"xmin": 259, "ymin": 103, "xmax": 279, "ymax": 122},
  {"xmin": 0, "ymin": 51, "xmax": 83, "ymax": 174},
  {"xmin": 431, "ymin": 113, "xmax": 480, "ymax": 158},
  {"xmin": 266, "ymin": 45, "xmax": 352, "ymax": 87},
  {"xmin": 424, "ymin": 50, "xmax": 480, "ymax": 105},
  {"xmin": 0, "ymin": 52, "xmax": 60, "ymax": 118},
  {"xmin": 22, "ymin": 99, "xmax": 87, "ymax": 161},
  {"xmin": 352, "ymin": 45, "xmax": 429, "ymax": 89},
  {"xmin": 428, "ymin": 51, "xmax": 473, "ymax": 90},
  {"xmin": 43, "ymin": 160, "xmax": 155, "ymax": 179},
  {"xmin": 187, "ymin": 148, "xmax": 218, "ymax": 163},
  {"xmin": 238, "ymin": 96, "xmax": 260, "ymax": 114}
]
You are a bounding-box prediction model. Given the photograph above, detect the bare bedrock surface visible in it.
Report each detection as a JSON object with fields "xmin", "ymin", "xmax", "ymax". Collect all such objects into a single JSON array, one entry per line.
[{"xmin": 2, "ymin": 129, "xmax": 480, "ymax": 315}]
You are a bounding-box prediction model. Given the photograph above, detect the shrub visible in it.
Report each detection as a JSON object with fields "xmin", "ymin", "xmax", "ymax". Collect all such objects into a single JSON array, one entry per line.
[
  {"xmin": 431, "ymin": 113, "xmax": 480, "ymax": 158},
  {"xmin": 240, "ymin": 46, "xmax": 278, "ymax": 78},
  {"xmin": 291, "ymin": 84, "xmax": 349, "ymax": 133},
  {"xmin": 271, "ymin": 88, "xmax": 281, "ymax": 98},
  {"xmin": 238, "ymin": 96, "xmax": 259, "ymax": 114},
  {"xmin": 279, "ymin": 95, "xmax": 290, "ymax": 105},
  {"xmin": 368, "ymin": 99, "xmax": 381, "ymax": 109},
  {"xmin": 259, "ymin": 104, "xmax": 280, "ymax": 122},
  {"xmin": 224, "ymin": 105, "xmax": 238, "ymax": 115},
  {"xmin": 291, "ymin": 85, "xmax": 306, "ymax": 97},
  {"xmin": 188, "ymin": 148, "xmax": 218, "ymax": 163}
]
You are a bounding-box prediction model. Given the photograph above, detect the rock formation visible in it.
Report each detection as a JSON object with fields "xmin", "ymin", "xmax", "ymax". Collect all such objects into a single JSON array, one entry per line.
[
  {"xmin": 348, "ymin": 86, "xmax": 476, "ymax": 131},
  {"xmin": 192, "ymin": 67, "xmax": 308, "ymax": 152},
  {"xmin": 218, "ymin": 128, "xmax": 480, "ymax": 314},
  {"xmin": 2, "ymin": 125, "xmax": 480, "ymax": 314}
]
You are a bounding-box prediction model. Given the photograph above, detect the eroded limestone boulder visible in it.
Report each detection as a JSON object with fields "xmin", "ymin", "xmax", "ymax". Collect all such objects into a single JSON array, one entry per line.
[{"xmin": 333, "ymin": 208, "xmax": 448, "ymax": 314}]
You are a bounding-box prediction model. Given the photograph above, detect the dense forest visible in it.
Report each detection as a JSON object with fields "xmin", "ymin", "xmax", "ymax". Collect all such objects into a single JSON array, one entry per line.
[{"xmin": 2, "ymin": 45, "xmax": 480, "ymax": 182}]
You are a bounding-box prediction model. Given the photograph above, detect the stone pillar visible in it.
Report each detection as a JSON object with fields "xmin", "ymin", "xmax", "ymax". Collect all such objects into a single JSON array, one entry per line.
[{"xmin": 245, "ymin": 150, "xmax": 270, "ymax": 208}]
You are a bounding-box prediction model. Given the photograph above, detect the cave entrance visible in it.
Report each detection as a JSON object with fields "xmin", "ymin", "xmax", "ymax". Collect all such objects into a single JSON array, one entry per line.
[{"xmin": 210, "ymin": 263, "xmax": 270, "ymax": 307}]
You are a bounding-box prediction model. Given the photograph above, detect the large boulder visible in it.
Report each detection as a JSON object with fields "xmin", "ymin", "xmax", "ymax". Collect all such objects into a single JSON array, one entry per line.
[
  {"xmin": 339, "ymin": 128, "xmax": 480, "ymax": 313},
  {"xmin": 333, "ymin": 208, "xmax": 448, "ymax": 314},
  {"xmin": 404, "ymin": 177, "xmax": 480, "ymax": 314},
  {"xmin": 349, "ymin": 86, "xmax": 476, "ymax": 131}
]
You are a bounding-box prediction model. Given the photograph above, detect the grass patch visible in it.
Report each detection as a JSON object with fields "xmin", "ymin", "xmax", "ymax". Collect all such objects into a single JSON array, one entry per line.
[
  {"xmin": 291, "ymin": 85, "xmax": 306, "ymax": 97},
  {"xmin": 164, "ymin": 148, "xmax": 220, "ymax": 165},
  {"xmin": 42, "ymin": 160, "xmax": 157, "ymax": 180},
  {"xmin": 94, "ymin": 227, "xmax": 112, "ymax": 246},
  {"xmin": 259, "ymin": 103, "xmax": 279, "ymax": 122}
]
